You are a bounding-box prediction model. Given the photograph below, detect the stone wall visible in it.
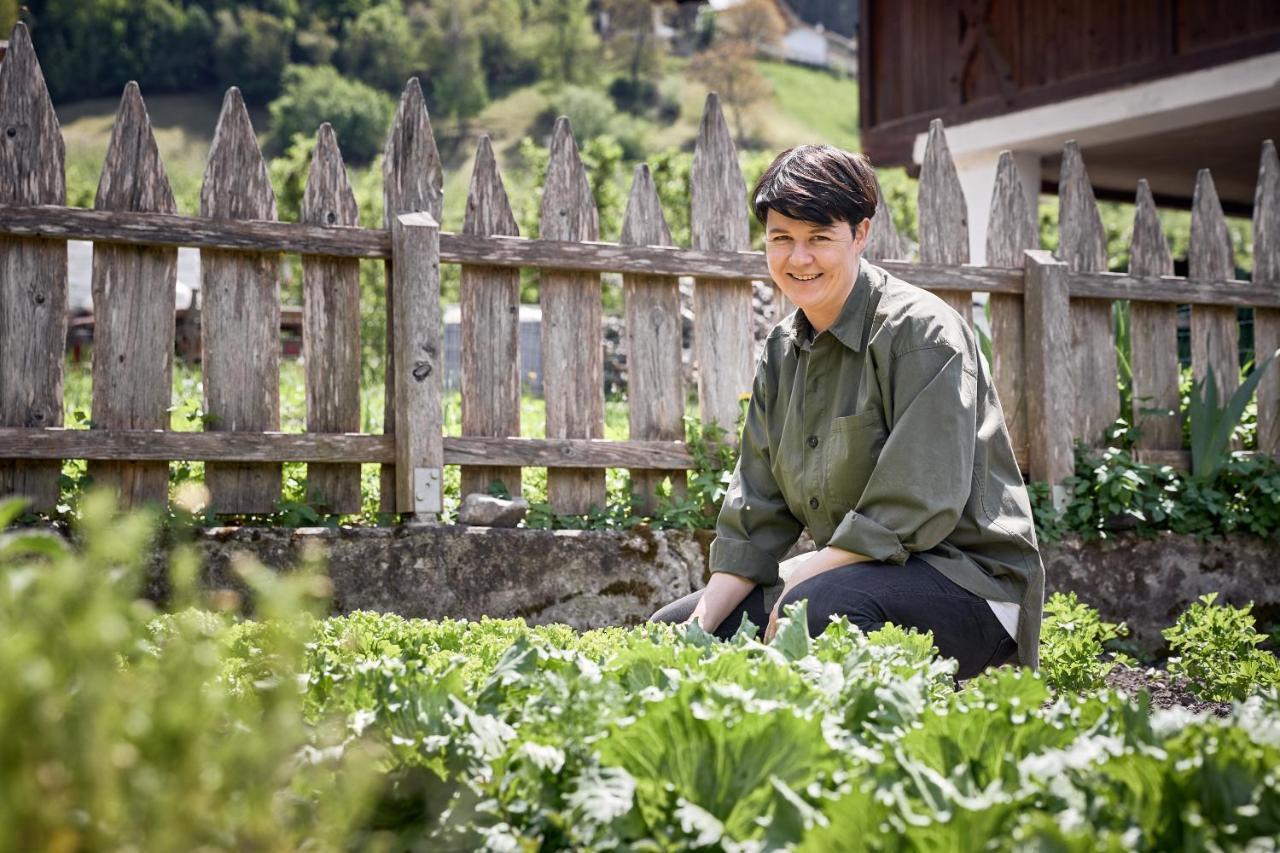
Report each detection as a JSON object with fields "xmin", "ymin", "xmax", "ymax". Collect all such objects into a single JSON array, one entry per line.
[{"xmin": 179, "ymin": 525, "xmax": 1279, "ymax": 654}]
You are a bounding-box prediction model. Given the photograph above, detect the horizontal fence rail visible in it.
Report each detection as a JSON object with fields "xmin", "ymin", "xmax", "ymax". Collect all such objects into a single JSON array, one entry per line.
[
  {"xmin": 0, "ymin": 20, "xmax": 1276, "ymax": 521},
  {"xmin": 3, "ymin": 204, "xmax": 1278, "ymax": 307}
]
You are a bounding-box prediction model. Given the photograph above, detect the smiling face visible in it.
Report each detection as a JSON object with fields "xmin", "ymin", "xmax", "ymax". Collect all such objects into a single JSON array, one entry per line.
[{"xmin": 764, "ymin": 208, "xmax": 871, "ymax": 333}]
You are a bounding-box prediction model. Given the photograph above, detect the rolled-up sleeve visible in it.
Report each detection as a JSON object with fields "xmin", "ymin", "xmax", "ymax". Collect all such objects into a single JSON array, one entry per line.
[
  {"xmin": 708, "ymin": 352, "xmax": 802, "ymax": 586},
  {"xmin": 827, "ymin": 340, "xmax": 978, "ymax": 563}
]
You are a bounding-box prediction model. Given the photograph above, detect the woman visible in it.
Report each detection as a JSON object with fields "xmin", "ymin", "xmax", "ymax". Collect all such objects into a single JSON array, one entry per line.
[{"xmin": 651, "ymin": 145, "xmax": 1044, "ymax": 680}]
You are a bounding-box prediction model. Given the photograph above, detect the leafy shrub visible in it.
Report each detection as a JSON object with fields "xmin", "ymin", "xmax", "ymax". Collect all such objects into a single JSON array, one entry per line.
[
  {"xmin": 1163, "ymin": 592, "xmax": 1280, "ymax": 702},
  {"xmin": 1039, "ymin": 591, "xmax": 1130, "ymax": 692},
  {"xmin": 267, "ymin": 64, "xmax": 393, "ymax": 164},
  {"xmin": 0, "ymin": 493, "xmax": 378, "ymax": 848}
]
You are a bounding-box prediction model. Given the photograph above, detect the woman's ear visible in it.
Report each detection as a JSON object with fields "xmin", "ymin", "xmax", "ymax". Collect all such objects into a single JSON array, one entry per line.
[{"xmin": 853, "ymin": 217, "xmax": 872, "ymax": 251}]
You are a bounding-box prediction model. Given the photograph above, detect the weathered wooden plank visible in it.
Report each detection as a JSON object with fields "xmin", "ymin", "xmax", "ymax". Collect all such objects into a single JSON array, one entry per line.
[
  {"xmin": 1023, "ymin": 250, "xmax": 1074, "ymax": 504},
  {"xmin": 540, "ymin": 117, "xmax": 605, "ymax": 514},
  {"xmin": 0, "ymin": 428, "xmax": 705, "ymax": 469},
  {"xmin": 301, "ymin": 123, "xmax": 361, "ymax": 513},
  {"xmin": 1066, "ymin": 271, "xmax": 1280, "ymax": 308},
  {"xmin": 0, "ymin": 22, "xmax": 66, "ymax": 510},
  {"xmin": 1127, "ymin": 179, "xmax": 1180, "ymax": 451},
  {"xmin": 1, "ymin": 204, "xmax": 1065, "ymax": 296},
  {"xmin": 621, "ymin": 163, "xmax": 685, "ymax": 513},
  {"xmin": 1255, "ymin": 140, "xmax": 1280, "ymax": 459},
  {"xmin": 1058, "ymin": 140, "xmax": 1117, "ymax": 446},
  {"xmin": 917, "ymin": 119, "xmax": 972, "ymax": 323},
  {"xmin": 1188, "ymin": 168, "xmax": 1240, "ymax": 409},
  {"xmin": 90, "ymin": 82, "xmax": 177, "ymax": 508},
  {"xmin": 460, "ymin": 135, "xmax": 522, "ymax": 499},
  {"xmin": 691, "ymin": 94, "xmax": 754, "ymax": 437},
  {"xmin": 984, "ymin": 150, "xmax": 1037, "ymax": 461},
  {"xmin": 381, "ymin": 78, "xmax": 442, "ymax": 513},
  {"xmin": 863, "ymin": 171, "xmax": 908, "ymax": 262},
  {"xmin": 392, "ymin": 211, "xmax": 443, "ymax": 519},
  {"xmin": 200, "ymin": 87, "xmax": 281, "ymax": 514}
]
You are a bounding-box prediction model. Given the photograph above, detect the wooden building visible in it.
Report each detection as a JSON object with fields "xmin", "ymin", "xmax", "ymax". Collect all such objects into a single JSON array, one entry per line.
[{"xmin": 858, "ymin": 1, "xmax": 1280, "ymax": 262}]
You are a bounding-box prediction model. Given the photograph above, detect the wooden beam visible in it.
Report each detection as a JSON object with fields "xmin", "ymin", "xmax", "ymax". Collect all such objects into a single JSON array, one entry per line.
[{"xmin": 0, "ymin": 429, "xmax": 696, "ymax": 469}]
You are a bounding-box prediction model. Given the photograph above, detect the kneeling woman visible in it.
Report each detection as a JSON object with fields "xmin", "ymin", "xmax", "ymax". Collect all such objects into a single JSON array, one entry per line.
[{"xmin": 652, "ymin": 145, "xmax": 1044, "ymax": 679}]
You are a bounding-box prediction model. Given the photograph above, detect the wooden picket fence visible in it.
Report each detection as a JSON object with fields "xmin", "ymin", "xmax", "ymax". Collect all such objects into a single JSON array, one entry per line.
[{"xmin": 0, "ymin": 22, "xmax": 1277, "ymax": 520}]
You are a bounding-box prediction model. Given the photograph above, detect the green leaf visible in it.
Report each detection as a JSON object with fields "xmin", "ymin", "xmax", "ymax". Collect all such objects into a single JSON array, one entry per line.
[{"xmin": 772, "ymin": 599, "xmax": 811, "ymax": 661}]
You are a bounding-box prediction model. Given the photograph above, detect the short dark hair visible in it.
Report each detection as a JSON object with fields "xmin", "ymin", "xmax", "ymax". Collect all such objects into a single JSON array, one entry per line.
[{"xmin": 751, "ymin": 145, "xmax": 877, "ymax": 233}]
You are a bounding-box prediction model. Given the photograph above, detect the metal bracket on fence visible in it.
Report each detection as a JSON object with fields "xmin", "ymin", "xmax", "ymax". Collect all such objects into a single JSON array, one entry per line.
[{"xmin": 413, "ymin": 467, "xmax": 443, "ymax": 516}]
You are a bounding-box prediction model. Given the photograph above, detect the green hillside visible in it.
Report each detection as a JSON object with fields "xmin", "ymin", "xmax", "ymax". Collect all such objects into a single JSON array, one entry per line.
[{"xmin": 57, "ymin": 59, "xmax": 861, "ymax": 232}]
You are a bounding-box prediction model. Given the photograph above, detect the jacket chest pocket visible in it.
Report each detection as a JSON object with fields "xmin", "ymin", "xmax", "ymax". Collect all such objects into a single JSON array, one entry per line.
[{"xmin": 823, "ymin": 409, "xmax": 886, "ymax": 507}]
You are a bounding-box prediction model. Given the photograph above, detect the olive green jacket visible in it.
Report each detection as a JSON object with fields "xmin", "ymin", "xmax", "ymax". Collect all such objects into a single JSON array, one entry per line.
[{"xmin": 709, "ymin": 259, "xmax": 1044, "ymax": 668}]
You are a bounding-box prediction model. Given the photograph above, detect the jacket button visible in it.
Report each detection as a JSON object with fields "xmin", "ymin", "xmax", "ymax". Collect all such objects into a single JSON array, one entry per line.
[
  {"xmin": 808, "ymin": 497, "xmax": 819, "ymax": 509},
  {"xmin": 807, "ymin": 435, "xmax": 819, "ymax": 448}
]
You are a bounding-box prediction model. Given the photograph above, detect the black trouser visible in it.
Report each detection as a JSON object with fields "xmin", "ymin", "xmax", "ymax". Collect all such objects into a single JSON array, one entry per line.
[{"xmin": 649, "ymin": 556, "xmax": 1018, "ymax": 681}]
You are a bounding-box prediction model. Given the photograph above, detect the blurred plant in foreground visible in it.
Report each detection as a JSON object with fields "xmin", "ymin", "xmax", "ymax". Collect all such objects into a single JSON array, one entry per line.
[{"xmin": 0, "ymin": 491, "xmax": 379, "ymax": 851}]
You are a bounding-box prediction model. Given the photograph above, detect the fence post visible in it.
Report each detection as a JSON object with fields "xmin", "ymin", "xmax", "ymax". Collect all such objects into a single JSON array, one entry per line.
[
  {"xmin": 1255, "ymin": 140, "xmax": 1280, "ymax": 460},
  {"xmin": 918, "ymin": 119, "xmax": 972, "ymax": 325},
  {"xmin": 391, "ymin": 211, "xmax": 442, "ymax": 521},
  {"xmin": 0, "ymin": 23, "xmax": 66, "ymax": 511},
  {"xmin": 1127, "ymin": 179, "xmax": 1180, "ymax": 452},
  {"xmin": 1023, "ymin": 249, "xmax": 1073, "ymax": 508},
  {"xmin": 381, "ymin": 79, "xmax": 442, "ymax": 514},
  {"xmin": 90, "ymin": 82, "xmax": 177, "ymax": 509},
  {"xmin": 1058, "ymin": 140, "xmax": 1116, "ymax": 447},
  {"xmin": 301, "ymin": 123, "xmax": 362, "ymax": 514},
  {"xmin": 985, "ymin": 150, "xmax": 1038, "ymax": 464}
]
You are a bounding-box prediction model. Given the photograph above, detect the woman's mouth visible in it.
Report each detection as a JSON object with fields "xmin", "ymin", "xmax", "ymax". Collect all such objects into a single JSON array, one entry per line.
[{"xmin": 788, "ymin": 273, "xmax": 821, "ymax": 282}]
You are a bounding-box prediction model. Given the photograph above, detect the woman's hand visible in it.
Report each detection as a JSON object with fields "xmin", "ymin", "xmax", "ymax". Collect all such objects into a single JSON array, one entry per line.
[
  {"xmin": 764, "ymin": 546, "xmax": 870, "ymax": 644},
  {"xmin": 683, "ymin": 572, "xmax": 755, "ymax": 636}
]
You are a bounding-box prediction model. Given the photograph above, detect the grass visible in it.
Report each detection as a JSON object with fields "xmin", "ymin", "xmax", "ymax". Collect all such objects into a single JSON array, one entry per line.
[{"xmin": 755, "ymin": 60, "xmax": 860, "ymax": 151}]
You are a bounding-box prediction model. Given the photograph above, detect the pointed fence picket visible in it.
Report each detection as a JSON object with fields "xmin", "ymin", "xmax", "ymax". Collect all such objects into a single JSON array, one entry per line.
[
  {"xmin": 3, "ymin": 22, "xmax": 1280, "ymax": 526},
  {"xmin": 539, "ymin": 118, "xmax": 606, "ymax": 515},
  {"xmin": 1058, "ymin": 141, "xmax": 1118, "ymax": 448},
  {"xmin": 1256, "ymin": 141, "xmax": 1280, "ymax": 460},
  {"xmin": 622, "ymin": 164, "xmax": 685, "ymax": 514},
  {"xmin": 1189, "ymin": 169, "xmax": 1240, "ymax": 409},
  {"xmin": 691, "ymin": 95, "xmax": 754, "ymax": 437},
  {"xmin": 918, "ymin": 119, "xmax": 973, "ymax": 325},
  {"xmin": 459, "ymin": 135, "xmax": 522, "ymax": 500},
  {"xmin": 0, "ymin": 23, "xmax": 65, "ymax": 511},
  {"xmin": 90, "ymin": 82, "xmax": 177, "ymax": 509},
  {"xmin": 301, "ymin": 123, "xmax": 361, "ymax": 514},
  {"xmin": 200, "ymin": 87, "xmax": 282, "ymax": 514},
  {"xmin": 985, "ymin": 151, "xmax": 1038, "ymax": 461},
  {"xmin": 1127, "ymin": 179, "xmax": 1180, "ymax": 453}
]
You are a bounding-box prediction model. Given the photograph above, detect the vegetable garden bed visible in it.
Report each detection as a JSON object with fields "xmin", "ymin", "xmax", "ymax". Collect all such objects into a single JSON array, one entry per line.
[{"xmin": 6, "ymin": 497, "xmax": 1280, "ymax": 850}]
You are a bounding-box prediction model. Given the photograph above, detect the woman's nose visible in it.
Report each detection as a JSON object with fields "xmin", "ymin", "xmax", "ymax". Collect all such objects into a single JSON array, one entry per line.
[{"xmin": 791, "ymin": 242, "xmax": 813, "ymax": 264}]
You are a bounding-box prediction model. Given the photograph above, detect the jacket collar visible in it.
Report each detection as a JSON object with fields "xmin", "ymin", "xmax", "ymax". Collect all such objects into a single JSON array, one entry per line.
[{"xmin": 786, "ymin": 258, "xmax": 874, "ymax": 353}]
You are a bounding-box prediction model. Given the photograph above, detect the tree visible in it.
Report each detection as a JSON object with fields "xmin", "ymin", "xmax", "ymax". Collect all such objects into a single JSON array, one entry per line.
[
  {"xmin": 601, "ymin": 0, "xmax": 665, "ymax": 113},
  {"xmin": 213, "ymin": 8, "xmax": 293, "ymax": 104},
  {"xmin": 338, "ymin": 1, "xmax": 421, "ymax": 93},
  {"xmin": 267, "ymin": 64, "xmax": 393, "ymax": 164},
  {"xmin": 716, "ymin": 0, "xmax": 785, "ymax": 53},
  {"xmin": 423, "ymin": 0, "xmax": 489, "ymax": 125},
  {"xmin": 689, "ymin": 40, "xmax": 766, "ymax": 145},
  {"xmin": 530, "ymin": 0, "xmax": 599, "ymax": 85}
]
